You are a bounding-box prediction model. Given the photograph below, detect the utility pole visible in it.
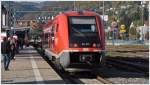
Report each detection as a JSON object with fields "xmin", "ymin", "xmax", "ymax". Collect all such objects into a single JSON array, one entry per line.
[
  {"xmin": 8, "ymin": 1, "xmax": 14, "ymax": 36},
  {"xmin": 8, "ymin": 1, "xmax": 11, "ymax": 29},
  {"xmin": 99, "ymin": 1, "xmax": 100, "ymax": 12},
  {"xmin": 103, "ymin": 1, "xmax": 104, "ymax": 16},
  {"xmin": 103, "ymin": 1, "xmax": 105, "ymax": 24},
  {"xmin": 13, "ymin": 9, "xmax": 16, "ymax": 28},
  {"xmin": 74, "ymin": 1, "xmax": 76, "ymax": 11}
]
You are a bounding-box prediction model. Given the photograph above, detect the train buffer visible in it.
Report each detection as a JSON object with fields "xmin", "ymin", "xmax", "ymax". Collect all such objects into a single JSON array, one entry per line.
[{"xmin": 1, "ymin": 46, "xmax": 65, "ymax": 84}]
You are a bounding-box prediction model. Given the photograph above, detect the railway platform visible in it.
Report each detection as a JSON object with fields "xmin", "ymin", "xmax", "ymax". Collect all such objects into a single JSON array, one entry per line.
[{"xmin": 1, "ymin": 46, "xmax": 65, "ymax": 84}]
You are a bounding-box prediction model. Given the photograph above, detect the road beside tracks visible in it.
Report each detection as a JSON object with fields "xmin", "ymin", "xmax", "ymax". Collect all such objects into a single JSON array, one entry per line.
[{"xmin": 1, "ymin": 46, "xmax": 65, "ymax": 84}]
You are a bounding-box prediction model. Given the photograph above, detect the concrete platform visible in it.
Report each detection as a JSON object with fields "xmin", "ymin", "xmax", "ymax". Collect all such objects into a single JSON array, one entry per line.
[{"xmin": 1, "ymin": 46, "xmax": 65, "ymax": 84}]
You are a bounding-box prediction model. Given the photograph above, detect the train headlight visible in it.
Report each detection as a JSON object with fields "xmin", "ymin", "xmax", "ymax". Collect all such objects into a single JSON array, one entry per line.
[
  {"xmin": 92, "ymin": 43, "xmax": 96, "ymax": 47},
  {"xmin": 73, "ymin": 43, "xmax": 78, "ymax": 47},
  {"xmin": 92, "ymin": 43, "xmax": 100, "ymax": 48},
  {"xmin": 80, "ymin": 55, "xmax": 92, "ymax": 62}
]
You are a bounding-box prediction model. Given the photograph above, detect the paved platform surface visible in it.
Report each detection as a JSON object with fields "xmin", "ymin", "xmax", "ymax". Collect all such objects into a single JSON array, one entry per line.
[{"xmin": 1, "ymin": 46, "xmax": 65, "ymax": 84}]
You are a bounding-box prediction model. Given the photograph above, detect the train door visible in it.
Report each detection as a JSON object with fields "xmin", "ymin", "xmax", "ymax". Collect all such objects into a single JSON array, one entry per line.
[
  {"xmin": 50, "ymin": 23, "xmax": 58, "ymax": 52},
  {"xmin": 54, "ymin": 23, "xmax": 58, "ymax": 52},
  {"xmin": 43, "ymin": 32, "xmax": 50, "ymax": 49},
  {"xmin": 50, "ymin": 26, "xmax": 55, "ymax": 51},
  {"xmin": 41, "ymin": 32, "xmax": 44, "ymax": 48}
]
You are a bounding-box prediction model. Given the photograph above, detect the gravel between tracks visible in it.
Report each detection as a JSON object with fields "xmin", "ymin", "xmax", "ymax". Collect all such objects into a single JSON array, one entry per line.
[
  {"xmin": 105, "ymin": 46, "xmax": 149, "ymax": 84},
  {"xmin": 107, "ymin": 77, "xmax": 149, "ymax": 84},
  {"xmin": 79, "ymin": 79, "xmax": 103, "ymax": 84},
  {"xmin": 98, "ymin": 65, "xmax": 149, "ymax": 84}
]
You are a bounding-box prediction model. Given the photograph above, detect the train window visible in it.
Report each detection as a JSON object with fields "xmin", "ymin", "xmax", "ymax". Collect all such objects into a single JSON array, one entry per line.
[
  {"xmin": 70, "ymin": 17, "xmax": 95, "ymax": 24},
  {"xmin": 44, "ymin": 33, "xmax": 49, "ymax": 48},
  {"xmin": 56, "ymin": 24, "xmax": 58, "ymax": 32},
  {"xmin": 51, "ymin": 27, "xmax": 54, "ymax": 37},
  {"xmin": 69, "ymin": 16, "xmax": 98, "ymax": 34},
  {"xmin": 68, "ymin": 16, "xmax": 100, "ymax": 48},
  {"xmin": 91, "ymin": 25, "xmax": 96, "ymax": 32},
  {"xmin": 50, "ymin": 27, "xmax": 55, "ymax": 45}
]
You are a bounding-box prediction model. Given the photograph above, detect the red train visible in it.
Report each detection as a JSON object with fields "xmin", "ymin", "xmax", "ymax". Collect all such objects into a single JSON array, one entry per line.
[{"xmin": 42, "ymin": 11, "xmax": 105, "ymax": 72}]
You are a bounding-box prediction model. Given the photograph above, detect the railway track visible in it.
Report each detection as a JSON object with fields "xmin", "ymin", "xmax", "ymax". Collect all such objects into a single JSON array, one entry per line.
[
  {"xmin": 106, "ymin": 45, "xmax": 149, "ymax": 53},
  {"xmin": 47, "ymin": 58, "xmax": 114, "ymax": 84},
  {"xmin": 114, "ymin": 49, "xmax": 149, "ymax": 53},
  {"xmin": 69, "ymin": 72, "xmax": 114, "ymax": 84},
  {"xmin": 107, "ymin": 56, "xmax": 149, "ymax": 63},
  {"xmin": 96, "ymin": 75, "xmax": 114, "ymax": 84},
  {"xmin": 107, "ymin": 58, "xmax": 149, "ymax": 76}
]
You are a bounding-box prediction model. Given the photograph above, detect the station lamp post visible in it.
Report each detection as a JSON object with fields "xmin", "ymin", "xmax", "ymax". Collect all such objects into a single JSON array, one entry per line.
[{"xmin": 141, "ymin": 1, "xmax": 146, "ymax": 26}]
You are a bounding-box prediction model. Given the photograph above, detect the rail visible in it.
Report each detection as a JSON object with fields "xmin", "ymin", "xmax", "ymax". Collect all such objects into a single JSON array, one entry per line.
[{"xmin": 97, "ymin": 75, "xmax": 114, "ymax": 84}]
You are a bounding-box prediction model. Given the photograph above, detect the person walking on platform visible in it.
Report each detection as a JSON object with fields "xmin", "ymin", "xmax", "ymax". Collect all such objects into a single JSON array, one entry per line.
[
  {"xmin": 20, "ymin": 38, "xmax": 24, "ymax": 49},
  {"xmin": 8, "ymin": 36, "xmax": 16, "ymax": 60},
  {"xmin": 1, "ymin": 37, "xmax": 11, "ymax": 71},
  {"xmin": 10, "ymin": 42, "xmax": 16, "ymax": 60}
]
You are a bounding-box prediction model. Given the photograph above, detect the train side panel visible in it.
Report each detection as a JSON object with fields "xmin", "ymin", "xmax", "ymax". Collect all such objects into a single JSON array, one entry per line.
[
  {"xmin": 96, "ymin": 15, "xmax": 105, "ymax": 50},
  {"xmin": 56, "ymin": 15, "xmax": 69, "ymax": 53},
  {"xmin": 55, "ymin": 15, "xmax": 71, "ymax": 67}
]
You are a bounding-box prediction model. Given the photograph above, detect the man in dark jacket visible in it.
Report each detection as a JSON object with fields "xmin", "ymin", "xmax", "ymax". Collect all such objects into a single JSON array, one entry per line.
[{"xmin": 1, "ymin": 37, "xmax": 11, "ymax": 71}]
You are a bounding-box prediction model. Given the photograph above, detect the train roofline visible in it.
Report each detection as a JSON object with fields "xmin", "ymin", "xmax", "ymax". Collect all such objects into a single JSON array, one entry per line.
[
  {"xmin": 43, "ymin": 10, "xmax": 102, "ymax": 30},
  {"xmin": 56, "ymin": 10, "xmax": 100, "ymax": 17}
]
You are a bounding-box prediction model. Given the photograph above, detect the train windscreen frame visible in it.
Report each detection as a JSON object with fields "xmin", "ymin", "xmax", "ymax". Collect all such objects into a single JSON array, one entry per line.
[{"xmin": 68, "ymin": 16, "xmax": 100, "ymax": 48}]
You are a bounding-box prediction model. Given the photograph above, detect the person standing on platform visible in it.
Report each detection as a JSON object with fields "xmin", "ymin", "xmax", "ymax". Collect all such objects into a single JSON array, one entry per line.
[
  {"xmin": 119, "ymin": 24, "xmax": 126, "ymax": 40},
  {"xmin": 20, "ymin": 38, "xmax": 24, "ymax": 49},
  {"xmin": 1, "ymin": 37, "xmax": 11, "ymax": 71},
  {"xmin": 111, "ymin": 18, "xmax": 118, "ymax": 45}
]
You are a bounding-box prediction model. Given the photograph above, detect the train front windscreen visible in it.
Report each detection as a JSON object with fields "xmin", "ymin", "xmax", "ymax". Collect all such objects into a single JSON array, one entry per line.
[{"xmin": 68, "ymin": 16, "xmax": 100, "ymax": 48}]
